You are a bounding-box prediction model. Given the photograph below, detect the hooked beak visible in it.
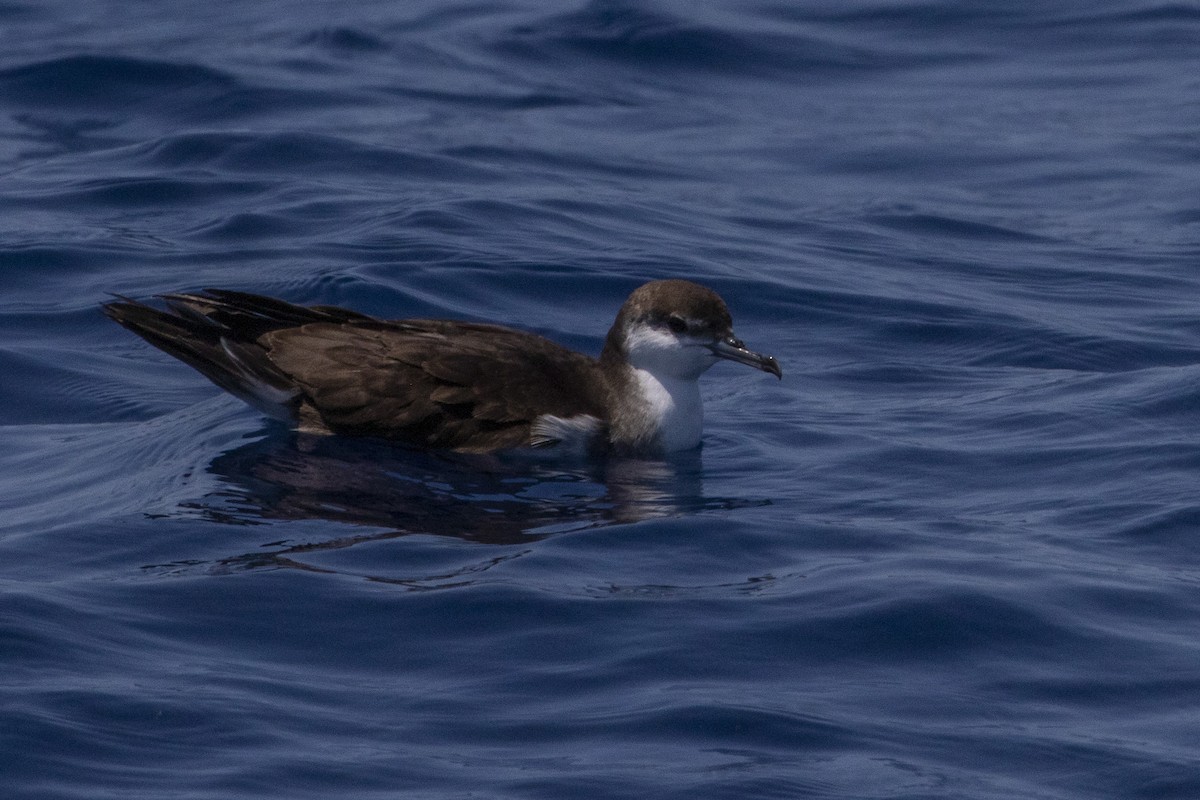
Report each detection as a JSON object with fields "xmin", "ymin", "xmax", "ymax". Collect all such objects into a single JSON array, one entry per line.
[{"xmin": 710, "ymin": 334, "xmax": 782, "ymax": 379}]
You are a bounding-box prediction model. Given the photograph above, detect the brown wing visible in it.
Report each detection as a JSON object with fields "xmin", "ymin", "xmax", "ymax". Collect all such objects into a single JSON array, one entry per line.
[{"xmin": 261, "ymin": 320, "xmax": 612, "ymax": 452}]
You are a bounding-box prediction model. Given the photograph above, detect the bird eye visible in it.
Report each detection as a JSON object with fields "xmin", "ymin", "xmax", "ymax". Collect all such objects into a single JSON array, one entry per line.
[{"xmin": 667, "ymin": 315, "xmax": 688, "ymax": 334}]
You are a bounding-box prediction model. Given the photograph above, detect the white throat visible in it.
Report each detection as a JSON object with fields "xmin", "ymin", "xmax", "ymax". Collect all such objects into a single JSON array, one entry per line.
[
  {"xmin": 613, "ymin": 321, "xmax": 719, "ymax": 452},
  {"xmin": 626, "ymin": 366, "xmax": 704, "ymax": 451}
]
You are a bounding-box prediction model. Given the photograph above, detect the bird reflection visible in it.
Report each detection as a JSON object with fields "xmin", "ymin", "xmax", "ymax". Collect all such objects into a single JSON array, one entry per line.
[{"xmin": 172, "ymin": 427, "xmax": 724, "ymax": 582}]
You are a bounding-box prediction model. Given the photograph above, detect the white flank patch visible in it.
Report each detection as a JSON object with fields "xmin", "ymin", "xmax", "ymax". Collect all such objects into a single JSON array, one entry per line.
[{"xmin": 530, "ymin": 414, "xmax": 605, "ymax": 452}]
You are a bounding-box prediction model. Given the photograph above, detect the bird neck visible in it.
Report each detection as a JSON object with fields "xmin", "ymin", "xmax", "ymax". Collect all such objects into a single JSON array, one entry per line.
[{"xmin": 600, "ymin": 356, "xmax": 703, "ymax": 453}]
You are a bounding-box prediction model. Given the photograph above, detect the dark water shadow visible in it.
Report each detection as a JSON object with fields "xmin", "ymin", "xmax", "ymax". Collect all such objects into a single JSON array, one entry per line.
[{"xmin": 157, "ymin": 427, "xmax": 762, "ymax": 583}]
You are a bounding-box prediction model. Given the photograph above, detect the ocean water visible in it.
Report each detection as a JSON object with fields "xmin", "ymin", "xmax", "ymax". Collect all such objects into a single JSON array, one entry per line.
[{"xmin": 2, "ymin": 0, "xmax": 1199, "ymax": 797}]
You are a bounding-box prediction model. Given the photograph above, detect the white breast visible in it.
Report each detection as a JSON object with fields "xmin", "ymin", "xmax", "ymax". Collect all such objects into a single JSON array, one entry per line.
[{"xmin": 628, "ymin": 367, "xmax": 704, "ymax": 451}]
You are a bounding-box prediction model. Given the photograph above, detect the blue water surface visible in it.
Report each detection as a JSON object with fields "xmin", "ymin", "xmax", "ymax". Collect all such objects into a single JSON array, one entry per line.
[{"xmin": 2, "ymin": 1, "xmax": 1200, "ymax": 797}]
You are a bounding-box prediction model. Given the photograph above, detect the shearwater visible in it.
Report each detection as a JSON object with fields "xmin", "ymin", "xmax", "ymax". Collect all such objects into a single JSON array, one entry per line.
[{"xmin": 103, "ymin": 279, "xmax": 781, "ymax": 455}]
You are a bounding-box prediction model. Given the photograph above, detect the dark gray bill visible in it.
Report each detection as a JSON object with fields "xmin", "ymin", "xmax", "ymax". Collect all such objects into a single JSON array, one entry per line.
[{"xmin": 710, "ymin": 335, "xmax": 782, "ymax": 379}]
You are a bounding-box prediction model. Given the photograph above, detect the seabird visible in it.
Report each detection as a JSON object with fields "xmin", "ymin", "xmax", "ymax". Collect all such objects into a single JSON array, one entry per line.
[{"xmin": 103, "ymin": 279, "xmax": 781, "ymax": 454}]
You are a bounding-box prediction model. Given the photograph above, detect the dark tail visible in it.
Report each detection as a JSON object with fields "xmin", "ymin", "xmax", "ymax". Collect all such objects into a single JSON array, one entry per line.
[{"xmin": 102, "ymin": 291, "xmax": 322, "ymax": 418}]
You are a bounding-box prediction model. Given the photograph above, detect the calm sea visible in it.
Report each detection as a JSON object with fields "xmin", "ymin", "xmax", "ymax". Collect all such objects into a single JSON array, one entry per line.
[{"xmin": 2, "ymin": 1, "xmax": 1199, "ymax": 797}]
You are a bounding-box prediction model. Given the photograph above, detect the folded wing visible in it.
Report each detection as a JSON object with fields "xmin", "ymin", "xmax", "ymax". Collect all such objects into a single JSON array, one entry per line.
[{"xmin": 105, "ymin": 290, "xmax": 611, "ymax": 452}]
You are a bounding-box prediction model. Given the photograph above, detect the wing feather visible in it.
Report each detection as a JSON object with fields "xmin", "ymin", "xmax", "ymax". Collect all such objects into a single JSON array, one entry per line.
[{"xmin": 262, "ymin": 322, "xmax": 611, "ymax": 451}]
